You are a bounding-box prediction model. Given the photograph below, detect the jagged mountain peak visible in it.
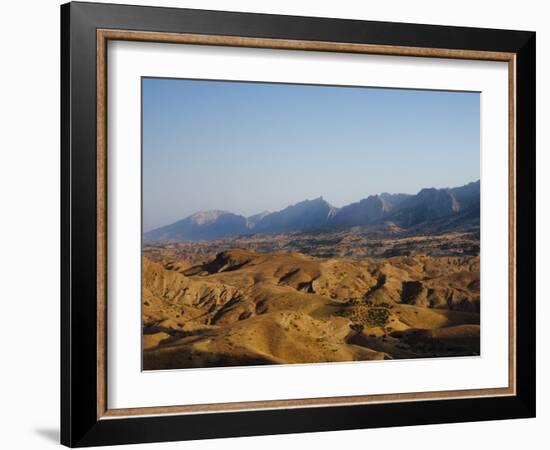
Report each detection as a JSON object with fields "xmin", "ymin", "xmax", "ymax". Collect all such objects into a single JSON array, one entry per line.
[
  {"xmin": 253, "ymin": 196, "xmax": 338, "ymax": 234},
  {"xmin": 144, "ymin": 180, "xmax": 479, "ymax": 242},
  {"xmin": 189, "ymin": 210, "xmax": 232, "ymax": 225}
]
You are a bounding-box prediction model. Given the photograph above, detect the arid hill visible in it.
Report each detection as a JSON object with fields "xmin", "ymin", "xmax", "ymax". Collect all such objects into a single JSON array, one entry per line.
[{"xmin": 143, "ymin": 247, "xmax": 480, "ymax": 370}]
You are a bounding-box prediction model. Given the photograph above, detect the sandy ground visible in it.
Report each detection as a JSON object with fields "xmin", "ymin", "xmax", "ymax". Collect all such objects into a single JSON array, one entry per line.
[{"xmin": 143, "ymin": 247, "xmax": 480, "ymax": 370}]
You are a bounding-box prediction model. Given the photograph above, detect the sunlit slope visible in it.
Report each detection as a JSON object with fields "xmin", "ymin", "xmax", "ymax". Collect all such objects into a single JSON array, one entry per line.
[{"xmin": 143, "ymin": 248, "xmax": 480, "ymax": 370}]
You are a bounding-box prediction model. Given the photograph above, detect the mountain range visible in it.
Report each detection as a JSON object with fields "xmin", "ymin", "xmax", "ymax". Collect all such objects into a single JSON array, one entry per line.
[{"xmin": 144, "ymin": 180, "xmax": 480, "ymax": 242}]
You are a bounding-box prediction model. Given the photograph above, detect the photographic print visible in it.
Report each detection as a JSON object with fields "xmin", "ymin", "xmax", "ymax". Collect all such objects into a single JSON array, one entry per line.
[
  {"xmin": 62, "ymin": 6, "xmax": 535, "ymax": 444},
  {"xmin": 142, "ymin": 78, "xmax": 481, "ymax": 371}
]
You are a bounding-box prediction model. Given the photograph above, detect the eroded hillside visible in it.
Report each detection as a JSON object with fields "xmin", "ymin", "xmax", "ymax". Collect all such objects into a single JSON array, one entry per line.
[{"xmin": 143, "ymin": 247, "xmax": 480, "ymax": 370}]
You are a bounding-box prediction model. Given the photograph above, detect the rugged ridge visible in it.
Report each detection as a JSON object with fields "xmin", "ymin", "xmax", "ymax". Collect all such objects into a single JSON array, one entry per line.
[
  {"xmin": 145, "ymin": 180, "xmax": 480, "ymax": 242},
  {"xmin": 145, "ymin": 210, "xmax": 249, "ymax": 241},
  {"xmin": 332, "ymin": 195, "xmax": 393, "ymax": 227},
  {"xmin": 253, "ymin": 197, "xmax": 337, "ymax": 234}
]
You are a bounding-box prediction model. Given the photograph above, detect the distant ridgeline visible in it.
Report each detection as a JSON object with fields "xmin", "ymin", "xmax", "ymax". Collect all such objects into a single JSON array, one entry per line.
[{"xmin": 144, "ymin": 180, "xmax": 480, "ymax": 242}]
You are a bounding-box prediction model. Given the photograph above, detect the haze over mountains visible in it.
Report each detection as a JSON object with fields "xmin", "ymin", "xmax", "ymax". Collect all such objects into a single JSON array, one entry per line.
[{"xmin": 145, "ymin": 180, "xmax": 480, "ymax": 242}]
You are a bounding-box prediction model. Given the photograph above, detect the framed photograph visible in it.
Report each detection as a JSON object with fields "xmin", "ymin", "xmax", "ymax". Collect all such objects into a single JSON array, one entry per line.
[{"xmin": 61, "ymin": 2, "xmax": 536, "ymax": 447}]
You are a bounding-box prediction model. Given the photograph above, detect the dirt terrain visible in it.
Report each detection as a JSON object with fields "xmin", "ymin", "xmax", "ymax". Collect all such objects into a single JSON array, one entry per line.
[
  {"xmin": 143, "ymin": 238, "xmax": 480, "ymax": 370},
  {"xmin": 144, "ymin": 226, "xmax": 479, "ymax": 262}
]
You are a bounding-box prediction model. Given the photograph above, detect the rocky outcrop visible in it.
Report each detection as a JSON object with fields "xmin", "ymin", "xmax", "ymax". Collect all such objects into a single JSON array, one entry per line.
[
  {"xmin": 333, "ymin": 195, "xmax": 393, "ymax": 227},
  {"xmin": 145, "ymin": 210, "xmax": 249, "ymax": 241},
  {"xmin": 253, "ymin": 197, "xmax": 338, "ymax": 233}
]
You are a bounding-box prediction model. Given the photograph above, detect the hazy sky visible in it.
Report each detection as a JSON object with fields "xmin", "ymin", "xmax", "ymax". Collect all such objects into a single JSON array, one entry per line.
[{"xmin": 143, "ymin": 78, "xmax": 480, "ymax": 231}]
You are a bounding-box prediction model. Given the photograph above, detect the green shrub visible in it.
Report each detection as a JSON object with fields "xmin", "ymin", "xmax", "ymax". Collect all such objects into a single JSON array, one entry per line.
[{"xmin": 366, "ymin": 308, "xmax": 390, "ymax": 327}]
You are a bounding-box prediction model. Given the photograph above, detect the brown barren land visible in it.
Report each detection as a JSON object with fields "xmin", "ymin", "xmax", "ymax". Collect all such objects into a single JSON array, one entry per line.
[{"xmin": 143, "ymin": 231, "xmax": 480, "ymax": 370}]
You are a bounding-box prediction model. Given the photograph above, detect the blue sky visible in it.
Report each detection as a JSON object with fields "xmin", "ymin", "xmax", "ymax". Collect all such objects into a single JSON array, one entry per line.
[{"xmin": 143, "ymin": 78, "xmax": 480, "ymax": 231}]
